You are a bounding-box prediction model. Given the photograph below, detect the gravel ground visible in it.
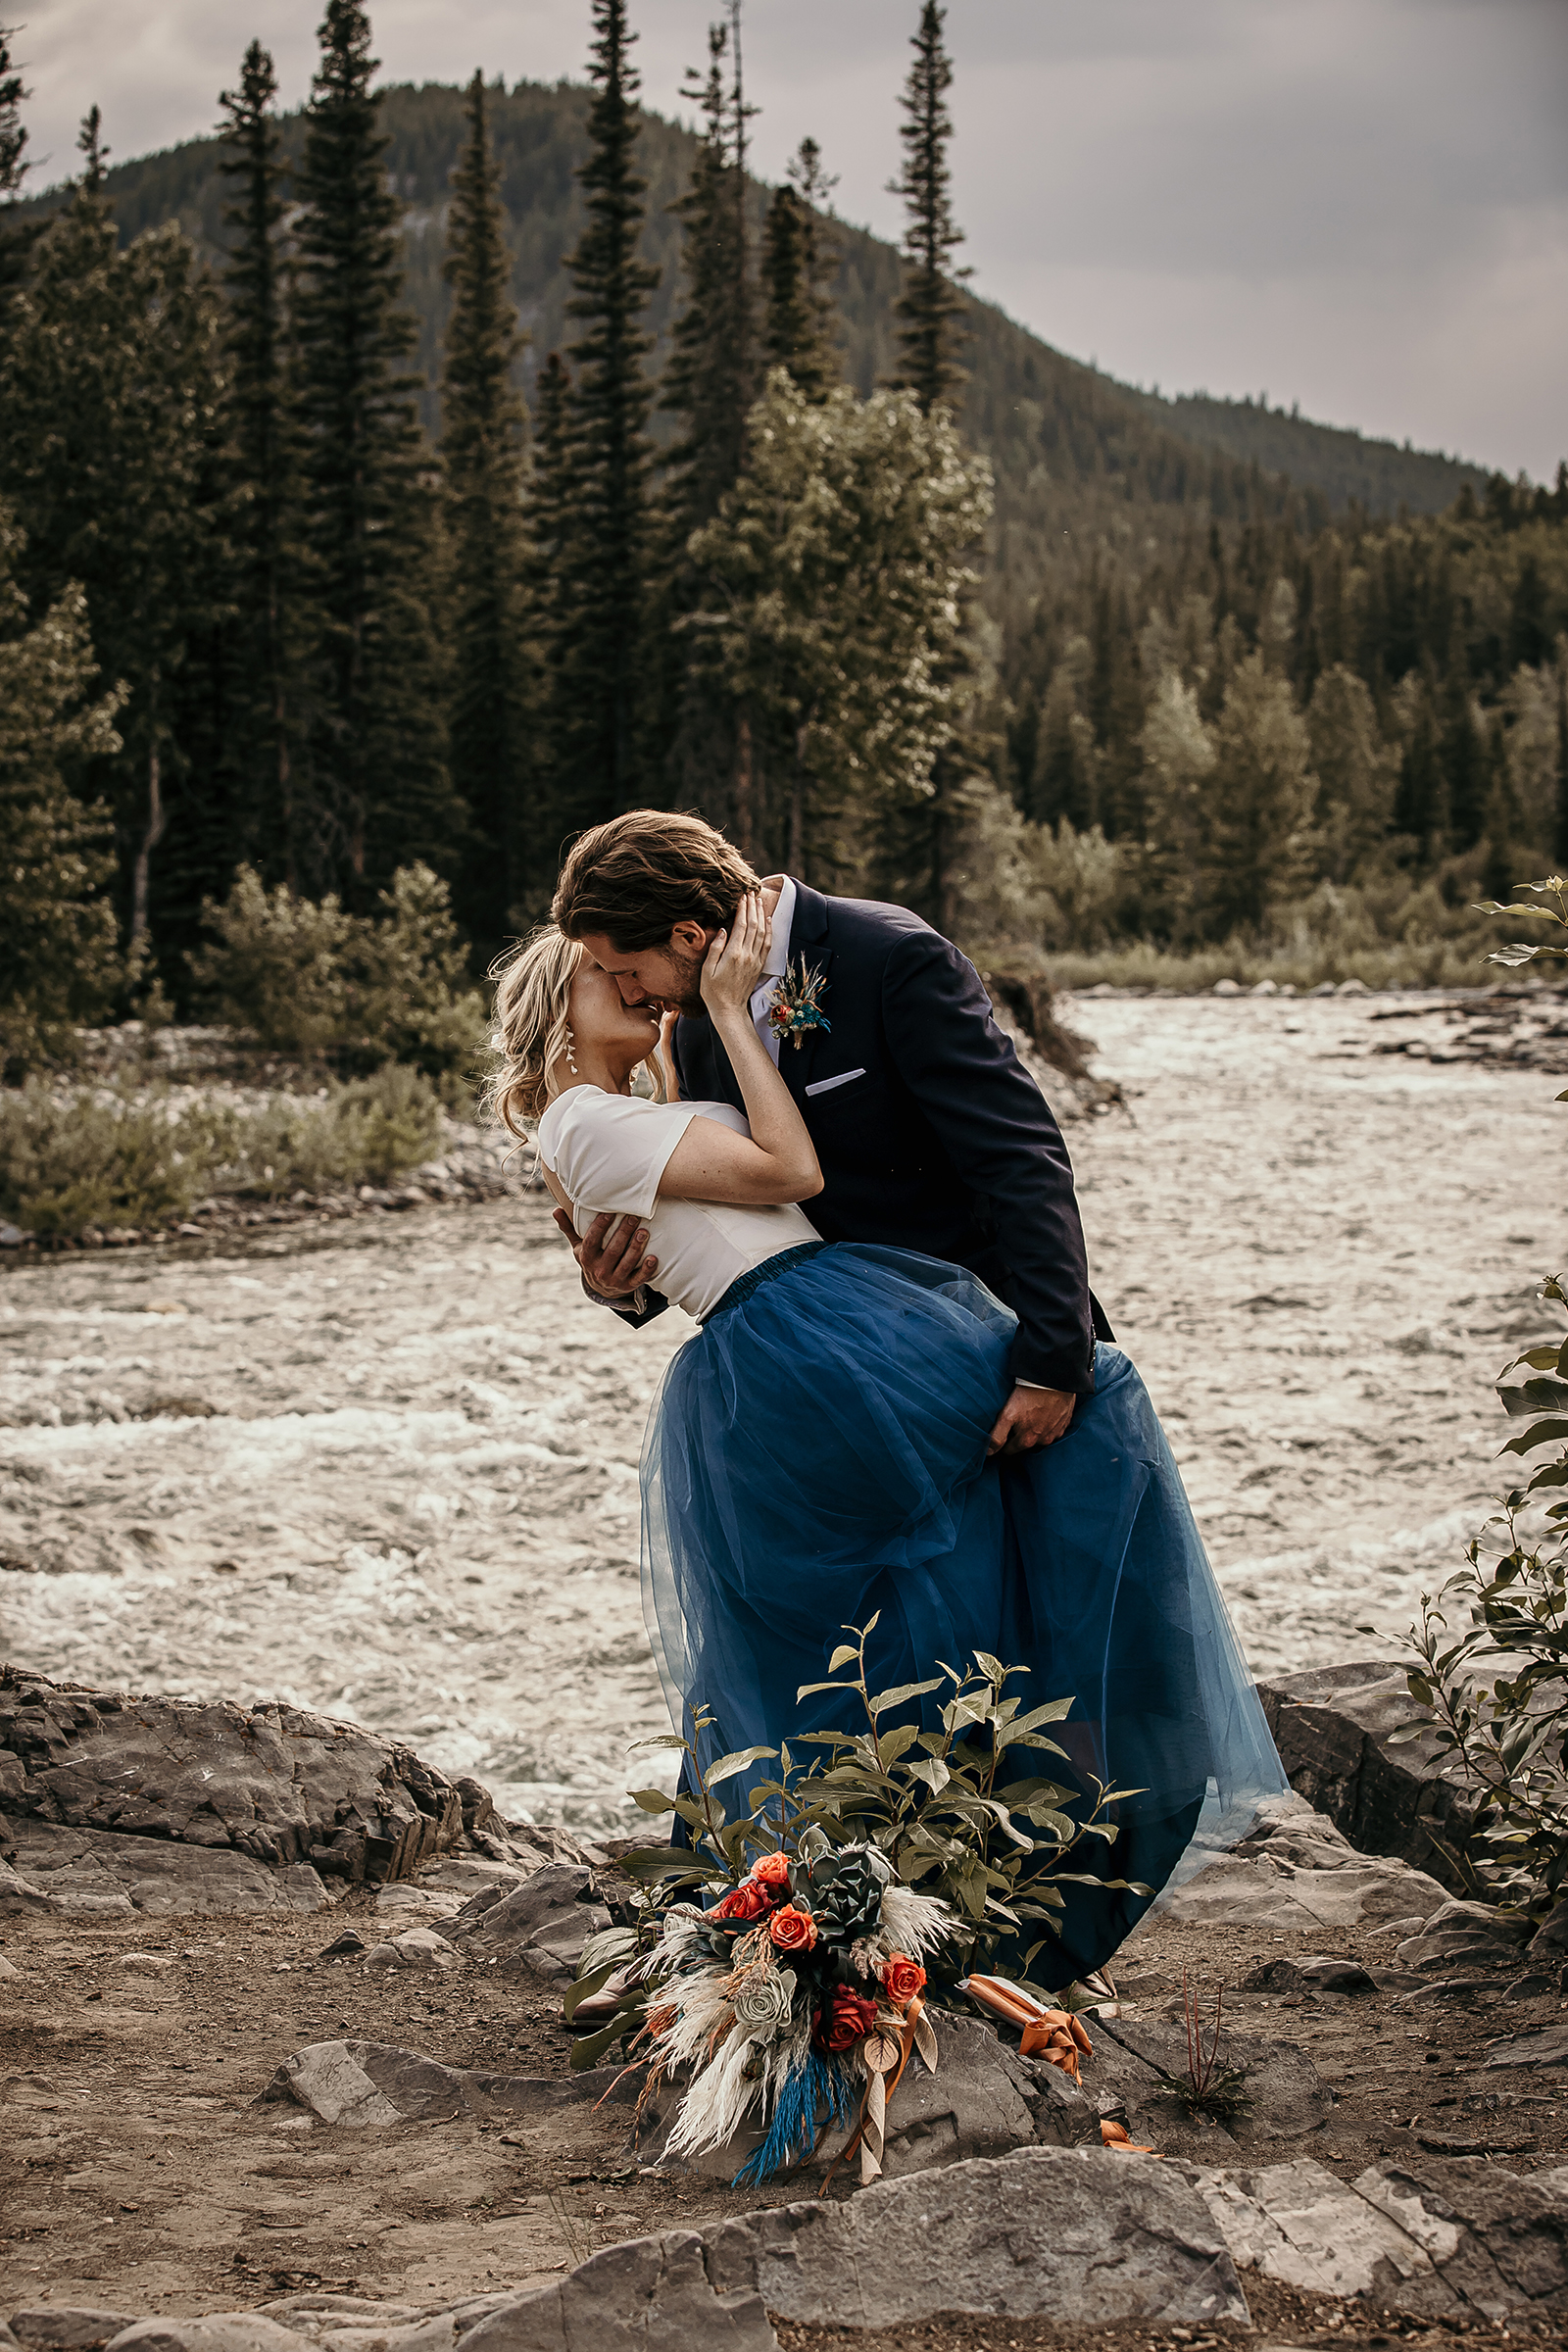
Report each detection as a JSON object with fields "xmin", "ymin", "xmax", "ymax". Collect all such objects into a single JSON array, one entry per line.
[{"xmin": 1, "ymin": 991, "xmax": 1564, "ymax": 1833}]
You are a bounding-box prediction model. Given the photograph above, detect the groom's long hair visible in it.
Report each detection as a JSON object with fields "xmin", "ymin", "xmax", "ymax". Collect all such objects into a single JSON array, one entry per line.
[{"xmin": 553, "ymin": 810, "xmax": 760, "ymax": 951}]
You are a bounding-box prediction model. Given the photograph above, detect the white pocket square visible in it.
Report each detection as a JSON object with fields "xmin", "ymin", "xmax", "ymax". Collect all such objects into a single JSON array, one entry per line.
[{"xmin": 805, "ymin": 1067, "xmax": 867, "ymax": 1098}]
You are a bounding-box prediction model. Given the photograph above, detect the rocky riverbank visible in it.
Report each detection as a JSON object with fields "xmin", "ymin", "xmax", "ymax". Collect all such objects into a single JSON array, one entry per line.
[{"xmin": 7, "ymin": 1666, "xmax": 1568, "ymax": 2347}]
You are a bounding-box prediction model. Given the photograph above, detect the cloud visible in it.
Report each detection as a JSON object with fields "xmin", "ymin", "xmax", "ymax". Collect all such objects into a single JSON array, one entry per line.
[{"xmin": 14, "ymin": 0, "xmax": 1568, "ymax": 476}]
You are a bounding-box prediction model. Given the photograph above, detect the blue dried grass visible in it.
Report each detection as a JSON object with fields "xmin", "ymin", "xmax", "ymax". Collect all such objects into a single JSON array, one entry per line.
[{"xmin": 731, "ymin": 2047, "xmax": 855, "ymax": 2188}]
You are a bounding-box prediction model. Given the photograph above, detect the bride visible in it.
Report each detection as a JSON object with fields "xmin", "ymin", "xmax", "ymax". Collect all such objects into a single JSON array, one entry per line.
[{"xmin": 490, "ymin": 894, "xmax": 1284, "ymax": 1988}]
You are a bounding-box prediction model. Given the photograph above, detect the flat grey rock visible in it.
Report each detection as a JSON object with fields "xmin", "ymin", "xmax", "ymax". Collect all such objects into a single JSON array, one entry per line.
[
  {"xmin": 442, "ymin": 1863, "xmax": 611, "ymax": 1985},
  {"xmin": 0, "ymin": 1668, "xmax": 478, "ymax": 1912},
  {"xmin": 0, "ymin": 1856, "xmax": 59, "ymax": 1916},
  {"xmin": 260, "ymin": 2039, "xmax": 637, "ymax": 2128},
  {"xmin": 1484, "ymin": 2025, "xmax": 1568, "ymax": 2072},
  {"xmin": 1242, "ymin": 1954, "xmax": 1376, "ymax": 1995},
  {"xmin": 361, "ymin": 1927, "xmax": 462, "ymax": 1971},
  {"xmin": 1257, "ymin": 1659, "xmax": 1475, "ymax": 1888},
  {"xmin": 1396, "ymin": 1897, "xmax": 1535, "ymax": 1978},
  {"xmin": 106, "ymin": 2324, "xmax": 316, "ymax": 2352},
  {"xmin": 1153, "ymin": 1792, "xmax": 1447, "ymax": 1931},
  {"xmin": 9, "ymin": 2312, "xmax": 138, "ymax": 2349},
  {"xmin": 464, "ymin": 2147, "xmax": 1249, "ymax": 2345}
]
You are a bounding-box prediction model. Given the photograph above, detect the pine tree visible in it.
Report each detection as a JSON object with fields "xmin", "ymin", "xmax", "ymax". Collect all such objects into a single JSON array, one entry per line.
[
  {"xmin": 217, "ymin": 41, "xmax": 302, "ymax": 887},
  {"xmin": 891, "ymin": 1, "xmax": 968, "ymax": 416},
  {"xmin": 523, "ymin": 349, "xmax": 573, "ymax": 870},
  {"xmin": 662, "ymin": 22, "xmax": 755, "ymax": 540},
  {"xmin": 762, "ymin": 138, "xmax": 841, "ymax": 402},
  {"xmin": 554, "ymin": 0, "xmax": 659, "ymax": 835},
  {"xmin": 0, "ymin": 22, "xmax": 35, "ymax": 331},
  {"xmin": 0, "ymin": 505, "xmax": 123, "ymax": 1075},
  {"xmin": 0, "ymin": 111, "xmax": 228, "ymax": 960},
  {"xmin": 1554, "ymin": 666, "xmax": 1568, "ymax": 868},
  {"xmin": 293, "ymin": 0, "xmax": 458, "ymax": 898},
  {"xmin": 441, "ymin": 69, "xmax": 532, "ymax": 956}
]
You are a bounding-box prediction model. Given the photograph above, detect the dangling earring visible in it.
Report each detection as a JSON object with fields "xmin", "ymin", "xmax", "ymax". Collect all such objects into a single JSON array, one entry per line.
[{"xmin": 564, "ymin": 1025, "xmax": 578, "ymax": 1074}]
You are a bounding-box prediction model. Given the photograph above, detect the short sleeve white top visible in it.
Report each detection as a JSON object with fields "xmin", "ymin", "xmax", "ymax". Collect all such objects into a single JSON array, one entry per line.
[{"xmin": 535, "ymin": 1088, "xmax": 820, "ymax": 1323}]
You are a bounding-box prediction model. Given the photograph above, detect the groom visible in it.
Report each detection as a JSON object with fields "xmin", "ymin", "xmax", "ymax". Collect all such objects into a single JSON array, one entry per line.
[{"xmin": 549, "ymin": 810, "xmax": 1111, "ymax": 1452}]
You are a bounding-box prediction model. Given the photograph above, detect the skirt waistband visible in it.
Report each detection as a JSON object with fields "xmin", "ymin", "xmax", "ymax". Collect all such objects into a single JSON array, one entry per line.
[{"xmin": 701, "ymin": 1240, "xmax": 831, "ymax": 1324}]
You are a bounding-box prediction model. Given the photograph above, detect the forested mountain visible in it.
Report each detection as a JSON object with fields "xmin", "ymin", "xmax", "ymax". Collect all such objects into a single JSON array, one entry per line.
[{"xmin": 23, "ymin": 75, "xmax": 1484, "ymax": 542}]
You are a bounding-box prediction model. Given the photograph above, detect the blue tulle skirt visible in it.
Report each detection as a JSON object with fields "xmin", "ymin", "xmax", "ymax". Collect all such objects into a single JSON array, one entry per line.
[{"xmin": 640, "ymin": 1243, "xmax": 1286, "ymax": 1989}]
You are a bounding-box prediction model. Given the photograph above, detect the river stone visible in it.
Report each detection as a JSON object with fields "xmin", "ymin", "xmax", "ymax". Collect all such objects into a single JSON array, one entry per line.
[
  {"xmin": 442, "ymin": 1863, "xmax": 611, "ymax": 1985},
  {"xmin": 361, "ymin": 1926, "xmax": 462, "ymax": 1971},
  {"xmin": 8, "ymin": 2313, "xmax": 139, "ymax": 2349},
  {"xmin": 462, "ymin": 2146, "xmax": 1249, "ymax": 2346},
  {"xmin": 1396, "ymin": 1898, "xmax": 1534, "ymax": 1977},
  {"xmin": 1155, "ymin": 1792, "xmax": 1448, "ymax": 1931},
  {"xmin": 106, "ymin": 2325, "xmax": 317, "ymax": 2352},
  {"xmin": 1257, "ymin": 1659, "xmax": 1476, "ymax": 1888},
  {"xmin": 636, "ymin": 2010, "xmax": 1100, "ymax": 2180},
  {"xmin": 260, "ymin": 2038, "xmax": 639, "ymax": 2127},
  {"xmin": 0, "ymin": 1665, "xmax": 471, "ymax": 1906}
]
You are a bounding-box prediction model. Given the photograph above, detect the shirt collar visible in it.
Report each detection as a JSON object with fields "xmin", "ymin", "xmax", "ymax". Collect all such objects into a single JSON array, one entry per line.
[{"xmin": 762, "ymin": 874, "xmax": 796, "ymax": 980}]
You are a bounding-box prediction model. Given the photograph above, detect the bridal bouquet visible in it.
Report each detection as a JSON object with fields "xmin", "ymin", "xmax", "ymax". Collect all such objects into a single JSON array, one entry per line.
[{"xmin": 628, "ymin": 1836, "xmax": 952, "ymax": 2187}]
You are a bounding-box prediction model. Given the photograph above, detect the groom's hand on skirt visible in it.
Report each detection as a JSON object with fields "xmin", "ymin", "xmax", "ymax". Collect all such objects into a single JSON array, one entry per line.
[
  {"xmin": 554, "ymin": 1206, "xmax": 659, "ymax": 1300},
  {"xmin": 988, "ymin": 1384, "xmax": 1075, "ymax": 1456}
]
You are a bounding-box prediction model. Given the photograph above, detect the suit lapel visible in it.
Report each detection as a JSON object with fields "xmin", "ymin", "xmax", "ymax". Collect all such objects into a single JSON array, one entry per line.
[{"xmin": 777, "ymin": 881, "xmax": 835, "ymax": 1101}]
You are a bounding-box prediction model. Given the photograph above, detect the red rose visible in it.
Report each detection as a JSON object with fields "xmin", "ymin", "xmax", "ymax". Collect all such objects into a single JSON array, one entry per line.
[
  {"xmin": 814, "ymin": 1987, "xmax": 879, "ymax": 2053},
  {"xmin": 711, "ymin": 1881, "xmax": 766, "ymax": 1923},
  {"xmin": 768, "ymin": 1903, "xmax": 817, "ymax": 1954},
  {"xmin": 881, "ymin": 1952, "xmax": 926, "ymax": 2006},
  {"xmin": 753, "ymin": 1851, "xmax": 792, "ymax": 1890}
]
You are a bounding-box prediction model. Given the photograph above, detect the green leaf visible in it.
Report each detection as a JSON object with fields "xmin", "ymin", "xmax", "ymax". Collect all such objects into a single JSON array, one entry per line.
[
  {"xmin": 568, "ymin": 2016, "xmax": 636, "ymax": 2072},
  {"xmin": 865, "ymin": 1678, "xmax": 943, "ymax": 1715},
  {"xmin": 562, "ymin": 1951, "xmax": 631, "ymax": 2024},
  {"xmin": 703, "ymin": 1745, "xmax": 776, "ymax": 1789},
  {"xmin": 628, "ymin": 1734, "xmax": 692, "ymax": 1752},
  {"xmin": 827, "ymin": 1643, "xmax": 860, "ymax": 1672},
  {"xmin": 796, "ymin": 1680, "xmax": 851, "ymax": 1701},
  {"xmin": 627, "ymin": 1788, "xmax": 676, "ymax": 1813},
  {"xmin": 1005, "ymin": 1697, "xmax": 1076, "ymax": 1736},
  {"xmin": 1501, "ymin": 1419, "xmax": 1568, "ymax": 1456},
  {"xmin": 1499, "ymin": 1381, "xmax": 1568, "ymax": 1418},
  {"xmin": 905, "ymin": 1756, "xmax": 951, "ymax": 1795},
  {"xmin": 972, "ymin": 1650, "xmax": 1006, "ymax": 1684},
  {"xmin": 1385, "ymin": 1722, "xmax": 1434, "ymax": 1745}
]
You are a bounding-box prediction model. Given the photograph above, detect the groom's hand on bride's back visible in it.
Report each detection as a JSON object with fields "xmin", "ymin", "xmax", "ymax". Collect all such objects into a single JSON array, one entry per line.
[
  {"xmin": 988, "ymin": 1383, "xmax": 1075, "ymax": 1457},
  {"xmin": 553, "ymin": 1207, "xmax": 659, "ymax": 1301}
]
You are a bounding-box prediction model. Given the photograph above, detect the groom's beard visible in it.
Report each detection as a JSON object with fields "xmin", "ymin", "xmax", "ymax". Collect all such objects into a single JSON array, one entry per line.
[{"xmin": 657, "ymin": 944, "xmax": 708, "ymax": 1018}]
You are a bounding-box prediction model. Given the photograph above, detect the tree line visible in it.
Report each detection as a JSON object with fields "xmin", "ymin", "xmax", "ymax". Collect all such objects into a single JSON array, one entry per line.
[{"xmin": 0, "ymin": 0, "xmax": 1564, "ymax": 1080}]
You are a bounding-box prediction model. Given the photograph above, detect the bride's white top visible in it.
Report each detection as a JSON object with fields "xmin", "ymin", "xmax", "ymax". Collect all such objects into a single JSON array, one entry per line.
[{"xmin": 536, "ymin": 1086, "xmax": 819, "ymax": 1322}]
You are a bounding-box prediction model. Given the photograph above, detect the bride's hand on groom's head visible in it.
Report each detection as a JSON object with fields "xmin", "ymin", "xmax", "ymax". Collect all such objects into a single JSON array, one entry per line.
[{"xmin": 699, "ymin": 890, "xmax": 769, "ymax": 1021}]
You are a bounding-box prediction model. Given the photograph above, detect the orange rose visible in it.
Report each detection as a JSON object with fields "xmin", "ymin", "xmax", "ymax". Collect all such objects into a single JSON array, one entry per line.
[
  {"xmin": 768, "ymin": 1903, "xmax": 817, "ymax": 1954},
  {"xmin": 753, "ymin": 1852, "xmax": 792, "ymax": 1889},
  {"xmin": 711, "ymin": 1881, "xmax": 767, "ymax": 1923},
  {"xmin": 881, "ymin": 1952, "xmax": 926, "ymax": 2006}
]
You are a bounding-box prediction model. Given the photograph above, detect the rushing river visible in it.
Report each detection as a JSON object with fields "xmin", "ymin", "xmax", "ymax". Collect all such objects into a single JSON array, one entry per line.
[{"xmin": 2, "ymin": 992, "xmax": 1563, "ymax": 1830}]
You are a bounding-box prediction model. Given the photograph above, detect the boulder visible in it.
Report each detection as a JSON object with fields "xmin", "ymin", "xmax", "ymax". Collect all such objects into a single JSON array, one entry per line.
[
  {"xmin": 1257, "ymin": 1660, "xmax": 1475, "ymax": 1888},
  {"xmin": 461, "ymin": 2146, "xmax": 1250, "ymax": 2347},
  {"xmin": 1183, "ymin": 2152, "xmax": 1568, "ymax": 2314},
  {"xmin": 259, "ymin": 2038, "xmax": 640, "ymax": 2128},
  {"xmin": 0, "ymin": 1666, "xmax": 473, "ymax": 1911},
  {"xmin": 636, "ymin": 2010, "xmax": 1100, "ymax": 2181},
  {"xmin": 1153, "ymin": 1792, "xmax": 1447, "ymax": 1931},
  {"xmin": 105, "ymin": 2326, "xmax": 315, "ymax": 2352},
  {"xmin": 0, "ymin": 1855, "xmax": 58, "ymax": 1916},
  {"xmin": 8, "ymin": 2314, "xmax": 139, "ymax": 2350},
  {"xmin": 361, "ymin": 1927, "xmax": 462, "ymax": 1972},
  {"xmin": 1395, "ymin": 1898, "xmax": 1535, "ymax": 1978},
  {"xmin": 1242, "ymin": 1954, "xmax": 1377, "ymax": 1995},
  {"xmin": 442, "ymin": 1863, "xmax": 611, "ymax": 1985}
]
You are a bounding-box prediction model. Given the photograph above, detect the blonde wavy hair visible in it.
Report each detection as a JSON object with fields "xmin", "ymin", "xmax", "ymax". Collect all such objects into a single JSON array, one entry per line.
[{"xmin": 486, "ymin": 925, "xmax": 665, "ymax": 1139}]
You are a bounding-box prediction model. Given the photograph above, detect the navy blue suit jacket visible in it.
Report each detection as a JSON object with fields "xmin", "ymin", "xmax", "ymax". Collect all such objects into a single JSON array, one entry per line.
[{"xmin": 641, "ymin": 881, "xmax": 1109, "ymax": 1395}]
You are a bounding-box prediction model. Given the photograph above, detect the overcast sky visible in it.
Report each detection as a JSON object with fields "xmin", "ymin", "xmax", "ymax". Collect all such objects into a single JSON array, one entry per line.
[{"xmin": 13, "ymin": 0, "xmax": 1568, "ymax": 479}]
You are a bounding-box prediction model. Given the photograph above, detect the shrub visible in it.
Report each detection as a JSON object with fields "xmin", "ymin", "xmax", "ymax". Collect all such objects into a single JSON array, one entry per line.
[
  {"xmin": 0, "ymin": 1066, "xmax": 446, "ymax": 1235},
  {"xmin": 189, "ymin": 862, "xmax": 485, "ymax": 1077},
  {"xmin": 0, "ymin": 1083, "xmax": 210, "ymax": 1234}
]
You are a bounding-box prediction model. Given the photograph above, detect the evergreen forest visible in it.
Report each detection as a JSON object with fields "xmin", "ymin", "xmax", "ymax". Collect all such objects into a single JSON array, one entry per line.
[{"xmin": 1, "ymin": 0, "xmax": 1565, "ymax": 1083}]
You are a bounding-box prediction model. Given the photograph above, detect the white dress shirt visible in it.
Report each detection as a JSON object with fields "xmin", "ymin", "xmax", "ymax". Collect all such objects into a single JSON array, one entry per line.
[{"xmin": 748, "ymin": 874, "xmax": 797, "ymax": 1064}]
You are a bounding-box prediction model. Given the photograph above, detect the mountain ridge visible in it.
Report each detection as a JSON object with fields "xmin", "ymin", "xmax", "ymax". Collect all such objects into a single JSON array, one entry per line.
[{"xmin": 14, "ymin": 74, "xmax": 1488, "ymax": 542}]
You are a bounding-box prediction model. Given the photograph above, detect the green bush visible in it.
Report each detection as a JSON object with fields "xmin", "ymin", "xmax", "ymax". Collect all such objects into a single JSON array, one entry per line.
[
  {"xmin": 189, "ymin": 862, "xmax": 485, "ymax": 1078},
  {"xmin": 0, "ymin": 1083, "xmax": 210, "ymax": 1234},
  {"xmin": 0, "ymin": 1065, "xmax": 446, "ymax": 1235}
]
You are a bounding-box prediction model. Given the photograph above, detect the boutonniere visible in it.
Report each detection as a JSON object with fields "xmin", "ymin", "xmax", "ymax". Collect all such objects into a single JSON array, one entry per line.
[{"xmin": 766, "ymin": 956, "xmax": 831, "ymax": 1051}]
